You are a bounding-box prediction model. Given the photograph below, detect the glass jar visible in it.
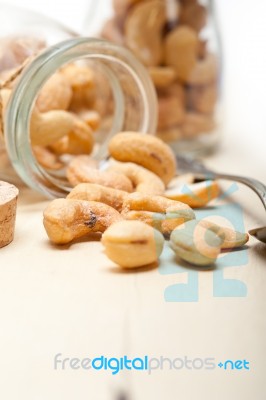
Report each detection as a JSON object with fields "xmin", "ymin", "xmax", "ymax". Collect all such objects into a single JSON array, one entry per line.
[
  {"xmin": 0, "ymin": 4, "xmax": 157, "ymax": 197},
  {"xmin": 90, "ymin": 0, "xmax": 222, "ymax": 155}
]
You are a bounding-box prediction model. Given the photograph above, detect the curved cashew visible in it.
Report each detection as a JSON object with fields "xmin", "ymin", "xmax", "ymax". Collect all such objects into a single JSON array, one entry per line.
[
  {"xmin": 109, "ymin": 132, "xmax": 176, "ymax": 185},
  {"xmin": 101, "ymin": 220, "xmax": 164, "ymax": 268},
  {"xmin": 43, "ymin": 198, "xmax": 123, "ymax": 244},
  {"xmin": 165, "ymin": 180, "xmax": 220, "ymax": 208},
  {"xmin": 30, "ymin": 108, "xmax": 75, "ymax": 146},
  {"xmin": 67, "ymin": 183, "xmax": 127, "ymax": 212},
  {"xmin": 124, "ymin": 0, "xmax": 166, "ymax": 66},
  {"xmin": 170, "ymin": 220, "xmax": 223, "ymax": 266},
  {"xmin": 33, "ymin": 146, "xmax": 64, "ymax": 170},
  {"xmin": 122, "ymin": 192, "xmax": 195, "ymax": 235},
  {"xmin": 66, "ymin": 156, "xmax": 133, "ymax": 192},
  {"xmin": 198, "ymin": 220, "xmax": 249, "ymax": 249},
  {"xmin": 36, "ymin": 72, "xmax": 73, "ymax": 113},
  {"xmin": 108, "ymin": 161, "xmax": 165, "ymax": 195},
  {"xmin": 49, "ymin": 117, "xmax": 94, "ymax": 155}
]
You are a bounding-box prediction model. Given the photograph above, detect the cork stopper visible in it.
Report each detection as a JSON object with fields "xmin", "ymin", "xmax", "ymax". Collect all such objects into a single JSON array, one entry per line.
[{"xmin": 0, "ymin": 181, "xmax": 19, "ymax": 248}]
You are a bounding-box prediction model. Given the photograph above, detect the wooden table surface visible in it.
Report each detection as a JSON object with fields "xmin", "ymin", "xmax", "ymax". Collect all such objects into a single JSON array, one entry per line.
[{"xmin": 1, "ymin": 1, "xmax": 266, "ymax": 399}]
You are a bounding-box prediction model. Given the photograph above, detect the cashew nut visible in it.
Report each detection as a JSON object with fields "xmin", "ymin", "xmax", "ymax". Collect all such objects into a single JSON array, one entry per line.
[
  {"xmin": 30, "ymin": 108, "xmax": 75, "ymax": 146},
  {"xmin": 33, "ymin": 146, "xmax": 64, "ymax": 170},
  {"xmin": 108, "ymin": 161, "xmax": 165, "ymax": 195},
  {"xmin": 170, "ymin": 219, "xmax": 223, "ymax": 266},
  {"xmin": 164, "ymin": 26, "xmax": 198, "ymax": 82},
  {"xmin": 179, "ymin": 2, "xmax": 207, "ymax": 33},
  {"xmin": 148, "ymin": 66, "xmax": 176, "ymax": 89},
  {"xmin": 49, "ymin": 117, "xmax": 94, "ymax": 155},
  {"xmin": 43, "ymin": 198, "xmax": 123, "ymax": 244},
  {"xmin": 67, "ymin": 183, "xmax": 127, "ymax": 212},
  {"xmin": 124, "ymin": 0, "xmax": 166, "ymax": 66},
  {"xmin": 109, "ymin": 132, "xmax": 177, "ymax": 185},
  {"xmin": 77, "ymin": 110, "xmax": 101, "ymax": 131},
  {"xmin": 165, "ymin": 180, "xmax": 220, "ymax": 208},
  {"xmin": 198, "ymin": 220, "xmax": 249, "ymax": 249},
  {"xmin": 66, "ymin": 156, "xmax": 133, "ymax": 192},
  {"xmin": 36, "ymin": 72, "xmax": 73, "ymax": 113},
  {"xmin": 101, "ymin": 220, "xmax": 164, "ymax": 268},
  {"xmin": 122, "ymin": 192, "xmax": 195, "ymax": 235}
]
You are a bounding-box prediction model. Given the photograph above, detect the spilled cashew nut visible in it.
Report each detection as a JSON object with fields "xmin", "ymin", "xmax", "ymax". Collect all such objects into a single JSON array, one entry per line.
[
  {"xmin": 122, "ymin": 192, "xmax": 195, "ymax": 235},
  {"xmin": 109, "ymin": 161, "xmax": 165, "ymax": 195},
  {"xmin": 101, "ymin": 220, "xmax": 164, "ymax": 268},
  {"xmin": 66, "ymin": 156, "xmax": 133, "ymax": 192},
  {"xmin": 170, "ymin": 219, "xmax": 223, "ymax": 266},
  {"xmin": 109, "ymin": 132, "xmax": 177, "ymax": 185},
  {"xmin": 67, "ymin": 183, "xmax": 127, "ymax": 212},
  {"xmin": 165, "ymin": 180, "xmax": 220, "ymax": 208},
  {"xmin": 43, "ymin": 198, "xmax": 123, "ymax": 244}
]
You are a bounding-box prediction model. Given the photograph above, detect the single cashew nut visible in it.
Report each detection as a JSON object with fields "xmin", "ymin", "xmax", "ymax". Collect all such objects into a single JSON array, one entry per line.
[
  {"xmin": 170, "ymin": 219, "xmax": 223, "ymax": 266},
  {"xmin": 36, "ymin": 72, "xmax": 73, "ymax": 112},
  {"xmin": 43, "ymin": 198, "xmax": 123, "ymax": 244},
  {"xmin": 33, "ymin": 146, "xmax": 64, "ymax": 170},
  {"xmin": 66, "ymin": 156, "xmax": 133, "ymax": 192},
  {"xmin": 198, "ymin": 220, "xmax": 249, "ymax": 249},
  {"xmin": 148, "ymin": 66, "xmax": 176, "ymax": 89},
  {"xmin": 165, "ymin": 180, "xmax": 220, "ymax": 208},
  {"xmin": 124, "ymin": 0, "xmax": 166, "ymax": 66},
  {"xmin": 30, "ymin": 108, "xmax": 75, "ymax": 146},
  {"xmin": 67, "ymin": 183, "xmax": 127, "ymax": 212},
  {"xmin": 109, "ymin": 132, "xmax": 177, "ymax": 185},
  {"xmin": 108, "ymin": 161, "xmax": 165, "ymax": 195},
  {"xmin": 101, "ymin": 220, "xmax": 164, "ymax": 268},
  {"xmin": 122, "ymin": 192, "xmax": 195, "ymax": 235},
  {"xmin": 61, "ymin": 63, "xmax": 96, "ymax": 112},
  {"xmin": 50, "ymin": 117, "xmax": 94, "ymax": 155},
  {"xmin": 164, "ymin": 26, "xmax": 198, "ymax": 82}
]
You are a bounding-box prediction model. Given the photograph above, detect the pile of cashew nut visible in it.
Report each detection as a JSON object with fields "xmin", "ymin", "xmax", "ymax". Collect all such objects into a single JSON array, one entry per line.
[
  {"xmin": 43, "ymin": 132, "xmax": 249, "ymax": 269},
  {"xmin": 101, "ymin": 0, "xmax": 219, "ymax": 142}
]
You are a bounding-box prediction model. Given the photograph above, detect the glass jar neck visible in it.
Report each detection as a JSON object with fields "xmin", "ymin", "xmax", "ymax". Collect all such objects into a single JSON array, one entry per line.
[{"xmin": 4, "ymin": 37, "xmax": 157, "ymax": 198}]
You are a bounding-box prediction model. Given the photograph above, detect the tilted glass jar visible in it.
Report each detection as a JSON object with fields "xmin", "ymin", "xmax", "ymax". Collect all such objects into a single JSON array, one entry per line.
[
  {"xmin": 89, "ymin": 0, "xmax": 222, "ymax": 155},
  {"xmin": 0, "ymin": 4, "xmax": 157, "ymax": 197}
]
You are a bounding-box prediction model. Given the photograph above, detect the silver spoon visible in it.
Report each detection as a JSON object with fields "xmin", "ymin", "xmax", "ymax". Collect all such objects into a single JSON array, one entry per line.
[{"xmin": 176, "ymin": 154, "xmax": 266, "ymax": 243}]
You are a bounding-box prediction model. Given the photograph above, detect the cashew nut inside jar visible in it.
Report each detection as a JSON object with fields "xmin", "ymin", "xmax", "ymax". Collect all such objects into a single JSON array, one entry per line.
[{"xmin": 0, "ymin": 4, "xmax": 157, "ymax": 198}]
